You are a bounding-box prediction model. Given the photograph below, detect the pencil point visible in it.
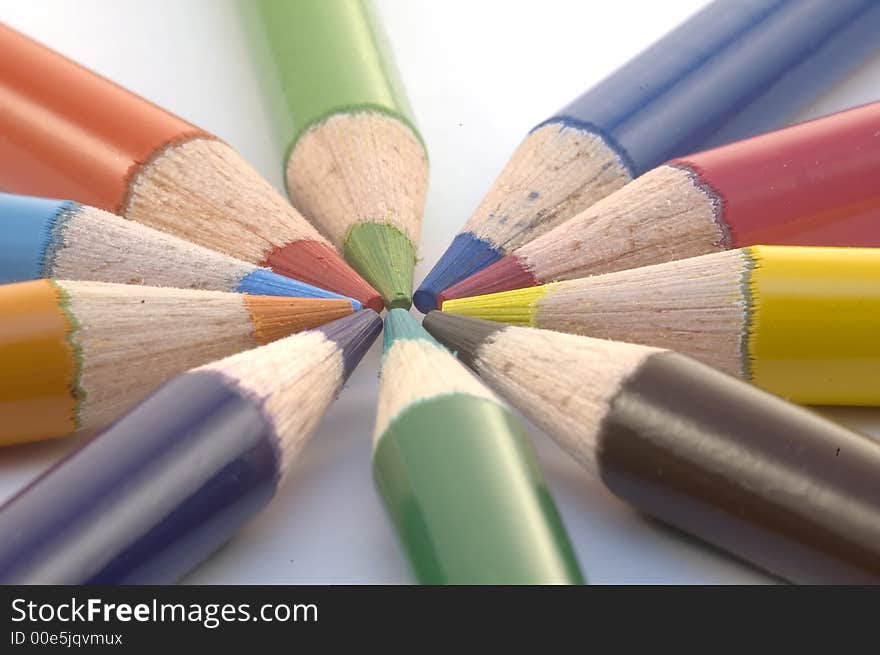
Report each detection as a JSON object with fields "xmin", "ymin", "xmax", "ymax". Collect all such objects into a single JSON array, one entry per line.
[
  {"xmin": 413, "ymin": 233, "xmax": 503, "ymax": 313},
  {"xmin": 383, "ymin": 307, "xmax": 436, "ymax": 351},
  {"xmin": 441, "ymin": 285, "xmax": 546, "ymax": 325},
  {"xmin": 264, "ymin": 239, "xmax": 383, "ymax": 313},
  {"xmin": 243, "ymin": 296, "xmax": 354, "ymax": 345},
  {"xmin": 344, "ymin": 223, "xmax": 415, "ymax": 311},
  {"xmin": 236, "ymin": 268, "xmax": 361, "ymax": 309},
  {"xmin": 314, "ymin": 309, "xmax": 383, "ymax": 380},
  {"xmin": 438, "ymin": 254, "xmax": 539, "ymax": 306}
]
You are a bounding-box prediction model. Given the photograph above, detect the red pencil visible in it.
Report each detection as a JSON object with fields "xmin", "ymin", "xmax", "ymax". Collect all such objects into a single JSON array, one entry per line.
[{"xmin": 439, "ymin": 101, "xmax": 880, "ymax": 304}]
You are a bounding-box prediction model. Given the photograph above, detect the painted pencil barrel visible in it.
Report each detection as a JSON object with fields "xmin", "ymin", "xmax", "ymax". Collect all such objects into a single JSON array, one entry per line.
[
  {"xmin": 598, "ymin": 352, "xmax": 880, "ymax": 584},
  {"xmin": 0, "ymin": 24, "xmax": 206, "ymax": 212},
  {"xmin": 554, "ymin": 0, "xmax": 880, "ymax": 173},
  {"xmin": 0, "ymin": 194, "xmax": 74, "ymax": 281},
  {"xmin": 748, "ymin": 246, "xmax": 880, "ymax": 405},
  {"xmin": 0, "ymin": 279, "xmax": 78, "ymax": 444},
  {"xmin": 0, "ymin": 372, "xmax": 279, "ymax": 584},
  {"xmin": 679, "ymin": 101, "xmax": 880, "ymax": 249},
  {"xmin": 374, "ymin": 394, "xmax": 584, "ymax": 585},
  {"xmin": 247, "ymin": 0, "xmax": 413, "ymax": 151}
]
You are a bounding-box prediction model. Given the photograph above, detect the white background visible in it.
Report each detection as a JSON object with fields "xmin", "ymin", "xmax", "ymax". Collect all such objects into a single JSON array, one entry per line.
[{"xmin": 1, "ymin": 0, "xmax": 879, "ymax": 584}]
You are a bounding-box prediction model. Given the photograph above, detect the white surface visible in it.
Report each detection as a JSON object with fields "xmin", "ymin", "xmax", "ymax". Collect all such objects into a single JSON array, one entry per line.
[{"xmin": 1, "ymin": 0, "xmax": 879, "ymax": 584}]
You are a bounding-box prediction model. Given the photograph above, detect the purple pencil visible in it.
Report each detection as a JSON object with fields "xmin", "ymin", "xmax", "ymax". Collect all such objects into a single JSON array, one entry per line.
[{"xmin": 0, "ymin": 310, "xmax": 382, "ymax": 584}]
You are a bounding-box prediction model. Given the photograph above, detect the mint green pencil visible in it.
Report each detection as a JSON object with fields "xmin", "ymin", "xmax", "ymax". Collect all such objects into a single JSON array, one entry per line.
[
  {"xmin": 245, "ymin": 0, "xmax": 428, "ymax": 310},
  {"xmin": 373, "ymin": 309, "xmax": 585, "ymax": 584}
]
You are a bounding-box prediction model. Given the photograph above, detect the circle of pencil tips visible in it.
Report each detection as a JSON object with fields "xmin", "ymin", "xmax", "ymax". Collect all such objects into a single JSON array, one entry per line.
[
  {"xmin": 0, "ymin": 279, "xmax": 355, "ymax": 446},
  {"xmin": 374, "ymin": 309, "xmax": 584, "ymax": 584},
  {"xmin": 0, "ymin": 24, "xmax": 382, "ymax": 311},
  {"xmin": 438, "ymin": 101, "xmax": 880, "ymax": 306},
  {"xmin": 423, "ymin": 311, "xmax": 880, "ymax": 584},
  {"xmin": 0, "ymin": 192, "xmax": 360, "ymax": 308},
  {"xmin": 0, "ymin": 310, "xmax": 382, "ymax": 584},
  {"xmin": 441, "ymin": 245, "xmax": 880, "ymax": 406},
  {"xmin": 414, "ymin": 2, "xmax": 880, "ymax": 312}
]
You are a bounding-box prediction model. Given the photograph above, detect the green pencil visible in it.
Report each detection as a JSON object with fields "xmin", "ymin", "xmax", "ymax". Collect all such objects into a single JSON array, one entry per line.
[
  {"xmin": 373, "ymin": 309, "xmax": 584, "ymax": 584},
  {"xmin": 245, "ymin": 0, "xmax": 428, "ymax": 310}
]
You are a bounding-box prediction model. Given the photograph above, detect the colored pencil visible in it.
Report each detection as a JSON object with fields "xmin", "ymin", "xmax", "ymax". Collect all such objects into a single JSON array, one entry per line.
[
  {"xmin": 423, "ymin": 312, "xmax": 880, "ymax": 584},
  {"xmin": 440, "ymin": 101, "xmax": 880, "ymax": 304},
  {"xmin": 442, "ymin": 245, "xmax": 880, "ymax": 406},
  {"xmin": 245, "ymin": 0, "xmax": 428, "ymax": 309},
  {"xmin": 414, "ymin": 0, "xmax": 880, "ymax": 312},
  {"xmin": 0, "ymin": 279, "xmax": 354, "ymax": 446},
  {"xmin": 0, "ymin": 192, "xmax": 360, "ymax": 307},
  {"xmin": 0, "ymin": 310, "xmax": 381, "ymax": 584},
  {"xmin": 374, "ymin": 309, "xmax": 583, "ymax": 584},
  {"xmin": 0, "ymin": 24, "xmax": 382, "ymax": 311}
]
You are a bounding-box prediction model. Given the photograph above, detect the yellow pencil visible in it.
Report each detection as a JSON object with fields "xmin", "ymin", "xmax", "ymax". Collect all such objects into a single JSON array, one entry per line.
[{"xmin": 442, "ymin": 245, "xmax": 880, "ymax": 405}]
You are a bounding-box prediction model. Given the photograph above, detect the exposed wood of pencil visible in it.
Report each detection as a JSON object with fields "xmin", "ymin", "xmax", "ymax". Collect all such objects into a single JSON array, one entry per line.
[
  {"xmin": 375, "ymin": 332, "xmax": 496, "ymax": 440},
  {"xmin": 19, "ymin": 280, "xmax": 348, "ymax": 432},
  {"xmin": 288, "ymin": 112, "xmax": 427, "ymax": 250},
  {"xmin": 464, "ymin": 124, "xmax": 630, "ymax": 251}
]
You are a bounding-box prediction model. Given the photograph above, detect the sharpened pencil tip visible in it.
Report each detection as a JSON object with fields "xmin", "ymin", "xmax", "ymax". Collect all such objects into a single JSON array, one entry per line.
[
  {"xmin": 438, "ymin": 254, "xmax": 539, "ymax": 305},
  {"xmin": 343, "ymin": 222, "xmax": 415, "ymax": 310},
  {"xmin": 314, "ymin": 309, "xmax": 383, "ymax": 380},
  {"xmin": 413, "ymin": 233, "xmax": 504, "ymax": 313},
  {"xmin": 263, "ymin": 239, "xmax": 383, "ymax": 313},
  {"xmin": 383, "ymin": 307, "xmax": 436, "ymax": 351}
]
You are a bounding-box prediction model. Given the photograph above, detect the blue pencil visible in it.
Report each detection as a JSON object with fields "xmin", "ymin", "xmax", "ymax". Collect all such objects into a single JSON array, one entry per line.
[
  {"xmin": 414, "ymin": 0, "xmax": 880, "ymax": 312},
  {"xmin": 0, "ymin": 192, "xmax": 361, "ymax": 308},
  {"xmin": 0, "ymin": 310, "xmax": 381, "ymax": 584}
]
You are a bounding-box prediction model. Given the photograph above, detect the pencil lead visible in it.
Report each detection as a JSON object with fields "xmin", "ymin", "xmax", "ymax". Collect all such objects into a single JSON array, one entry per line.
[
  {"xmin": 440, "ymin": 285, "xmax": 547, "ymax": 324},
  {"xmin": 438, "ymin": 254, "xmax": 538, "ymax": 307},
  {"xmin": 265, "ymin": 239, "xmax": 383, "ymax": 312},
  {"xmin": 243, "ymin": 296, "xmax": 354, "ymax": 345},
  {"xmin": 344, "ymin": 223, "xmax": 415, "ymax": 310},
  {"xmin": 384, "ymin": 308, "xmax": 436, "ymax": 351},
  {"xmin": 413, "ymin": 234, "xmax": 503, "ymax": 313},
  {"xmin": 314, "ymin": 309, "xmax": 383, "ymax": 380}
]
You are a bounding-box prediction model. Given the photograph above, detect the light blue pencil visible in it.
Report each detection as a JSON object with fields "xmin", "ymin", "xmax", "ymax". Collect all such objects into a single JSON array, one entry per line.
[{"xmin": 0, "ymin": 192, "xmax": 361, "ymax": 308}]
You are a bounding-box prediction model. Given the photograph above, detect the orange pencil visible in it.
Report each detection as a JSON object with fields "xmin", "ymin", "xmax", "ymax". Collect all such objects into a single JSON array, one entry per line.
[{"xmin": 0, "ymin": 25, "xmax": 381, "ymax": 311}]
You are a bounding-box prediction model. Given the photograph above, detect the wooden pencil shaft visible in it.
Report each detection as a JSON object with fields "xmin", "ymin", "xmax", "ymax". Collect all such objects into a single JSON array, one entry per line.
[
  {"xmin": 375, "ymin": 310, "xmax": 584, "ymax": 583},
  {"xmin": 0, "ymin": 279, "xmax": 348, "ymax": 445},
  {"xmin": 374, "ymin": 394, "xmax": 584, "ymax": 584},
  {"xmin": 446, "ymin": 245, "xmax": 880, "ymax": 405}
]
